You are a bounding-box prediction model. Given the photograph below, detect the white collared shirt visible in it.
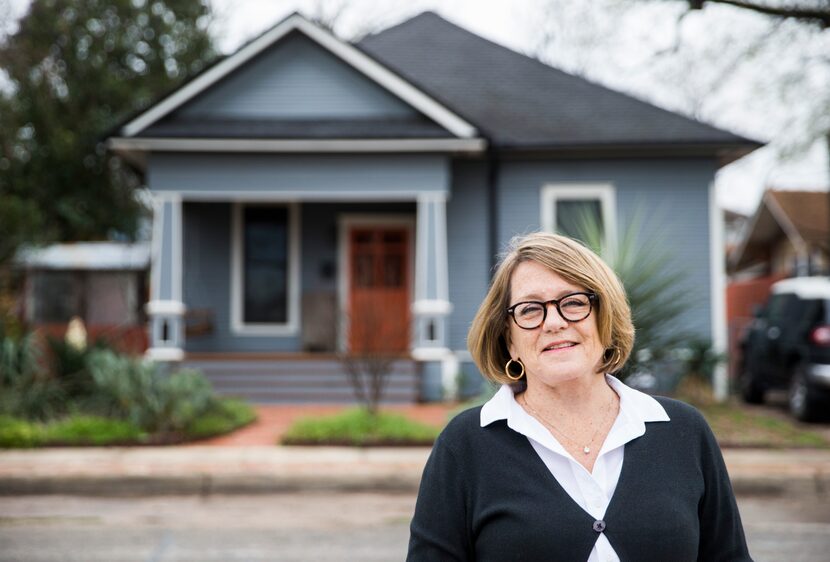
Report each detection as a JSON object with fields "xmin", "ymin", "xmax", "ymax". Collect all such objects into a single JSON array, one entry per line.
[{"xmin": 480, "ymin": 375, "xmax": 670, "ymax": 562}]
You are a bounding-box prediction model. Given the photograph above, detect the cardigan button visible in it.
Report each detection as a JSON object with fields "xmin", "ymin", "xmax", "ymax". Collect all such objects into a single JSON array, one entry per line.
[{"xmin": 592, "ymin": 520, "xmax": 606, "ymax": 533}]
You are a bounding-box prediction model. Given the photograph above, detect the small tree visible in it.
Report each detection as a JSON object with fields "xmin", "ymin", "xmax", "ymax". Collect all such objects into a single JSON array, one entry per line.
[
  {"xmin": 339, "ymin": 303, "xmax": 406, "ymax": 416},
  {"xmin": 0, "ymin": 0, "xmax": 217, "ymax": 265}
]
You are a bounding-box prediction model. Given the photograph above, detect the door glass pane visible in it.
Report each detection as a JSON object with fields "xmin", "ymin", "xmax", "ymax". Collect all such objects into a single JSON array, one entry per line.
[
  {"xmin": 353, "ymin": 231, "xmax": 372, "ymax": 244},
  {"xmin": 383, "ymin": 254, "xmax": 404, "ymax": 287},
  {"xmin": 244, "ymin": 207, "xmax": 288, "ymax": 324},
  {"xmin": 556, "ymin": 199, "xmax": 603, "ymax": 243},
  {"xmin": 383, "ymin": 231, "xmax": 404, "ymax": 244},
  {"xmin": 354, "ymin": 254, "xmax": 375, "ymax": 287}
]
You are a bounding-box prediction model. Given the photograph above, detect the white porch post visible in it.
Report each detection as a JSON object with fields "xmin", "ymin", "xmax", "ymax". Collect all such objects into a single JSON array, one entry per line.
[
  {"xmin": 412, "ymin": 194, "xmax": 453, "ymax": 399},
  {"xmin": 146, "ymin": 194, "xmax": 186, "ymax": 362},
  {"xmin": 709, "ymin": 182, "xmax": 728, "ymax": 401}
]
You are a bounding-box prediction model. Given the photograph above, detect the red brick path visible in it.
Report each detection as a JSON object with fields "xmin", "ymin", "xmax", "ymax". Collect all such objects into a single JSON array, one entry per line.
[{"xmin": 192, "ymin": 403, "xmax": 461, "ymax": 446}]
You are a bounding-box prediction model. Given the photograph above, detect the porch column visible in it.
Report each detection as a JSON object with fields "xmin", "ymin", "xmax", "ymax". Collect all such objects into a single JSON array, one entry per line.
[
  {"xmin": 412, "ymin": 194, "xmax": 453, "ymax": 400},
  {"xmin": 146, "ymin": 194, "xmax": 185, "ymax": 362}
]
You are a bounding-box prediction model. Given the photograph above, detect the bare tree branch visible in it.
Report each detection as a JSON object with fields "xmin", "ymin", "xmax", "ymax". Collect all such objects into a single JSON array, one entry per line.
[{"xmin": 691, "ymin": 1, "xmax": 830, "ymax": 27}]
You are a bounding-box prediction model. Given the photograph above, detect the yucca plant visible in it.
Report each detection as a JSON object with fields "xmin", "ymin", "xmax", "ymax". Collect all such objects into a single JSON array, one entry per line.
[
  {"xmin": 564, "ymin": 206, "xmax": 698, "ymax": 382},
  {"xmin": 86, "ymin": 350, "xmax": 216, "ymax": 435}
]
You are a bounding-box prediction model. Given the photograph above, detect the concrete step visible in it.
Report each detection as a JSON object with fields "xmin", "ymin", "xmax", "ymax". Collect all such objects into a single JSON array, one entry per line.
[{"xmin": 183, "ymin": 358, "xmax": 421, "ymax": 404}]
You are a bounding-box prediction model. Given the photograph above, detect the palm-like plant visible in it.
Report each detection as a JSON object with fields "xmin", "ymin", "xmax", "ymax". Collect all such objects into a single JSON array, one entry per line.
[{"xmin": 566, "ymin": 206, "xmax": 698, "ymax": 381}]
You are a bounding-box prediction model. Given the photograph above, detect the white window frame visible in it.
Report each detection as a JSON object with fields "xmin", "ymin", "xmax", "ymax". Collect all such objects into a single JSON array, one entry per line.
[
  {"xmin": 231, "ymin": 202, "xmax": 301, "ymax": 335},
  {"xmin": 541, "ymin": 183, "xmax": 617, "ymax": 249}
]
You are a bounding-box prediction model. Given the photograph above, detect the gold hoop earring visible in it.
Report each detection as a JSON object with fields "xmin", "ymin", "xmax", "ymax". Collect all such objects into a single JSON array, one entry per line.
[{"xmin": 504, "ymin": 359, "xmax": 525, "ymax": 381}]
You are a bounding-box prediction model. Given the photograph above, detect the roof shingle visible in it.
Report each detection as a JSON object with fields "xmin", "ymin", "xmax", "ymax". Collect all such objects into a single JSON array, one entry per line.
[{"xmin": 359, "ymin": 12, "xmax": 758, "ymax": 150}]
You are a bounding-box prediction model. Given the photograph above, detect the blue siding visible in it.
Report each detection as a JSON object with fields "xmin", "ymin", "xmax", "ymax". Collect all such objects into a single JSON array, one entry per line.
[
  {"xmin": 148, "ymin": 154, "xmax": 449, "ymax": 197},
  {"xmin": 179, "ymin": 32, "xmax": 416, "ymax": 120},
  {"xmin": 180, "ymin": 157, "xmax": 717, "ymax": 355},
  {"xmin": 446, "ymin": 160, "xmax": 491, "ymax": 352},
  {"xmin": 496, "ymin": 158, "xmax": 717, "ymax": 339}
]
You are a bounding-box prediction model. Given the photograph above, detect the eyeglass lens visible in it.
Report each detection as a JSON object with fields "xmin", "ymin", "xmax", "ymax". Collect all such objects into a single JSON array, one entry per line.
[{"xmin": 511, "ymin": 293, "xmax": 592, "ymax": 328}]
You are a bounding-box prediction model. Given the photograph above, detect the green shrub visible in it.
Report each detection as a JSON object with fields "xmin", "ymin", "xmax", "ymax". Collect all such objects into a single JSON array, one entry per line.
[
  {"xmin": 0, "ymin": 415, "xmax": 145, "ymax": 448},
  {"xmin": 281, "ymin": 408, "xmax": 440, "ymax": 446},
  {"xmin": 0, "ymin": 332, "xmax": 66, "ymax": 421},
  {"xmin": 0, "ymin": 415, "xmax": 44, "ymax": 448},
  {"xmin": 0, "ymin": 331, "xmax": 39, "ymax": 386},
  {"xmin": 42, "ymin": 415, "xmax": 145, "ymax": 446},
  {"xmin": 185, "ymin": 399, "xmax": 257, "ymax": 440},
  {"xmin": 46, "ymin": 336, "xmax": 112, "ymax": 399},
  {"xmin": 86, "ymin": 350, "xmax": 217, "ymax": 434}
]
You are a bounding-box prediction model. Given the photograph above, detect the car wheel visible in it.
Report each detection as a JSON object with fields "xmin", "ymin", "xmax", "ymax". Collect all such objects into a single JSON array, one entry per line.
[
  {"xmin": 740, "ymin": 362, "xmax": 765, "ymax": 404},
  {"xmin": 788, "ymin": 364, "xmax": 820, "ymax": 422}
]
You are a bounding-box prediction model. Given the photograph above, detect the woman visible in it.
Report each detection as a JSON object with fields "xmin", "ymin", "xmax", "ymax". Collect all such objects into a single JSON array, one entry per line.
[{"xmin": 407, "ymin": 232, "xmax": 751, "ymax": 561}]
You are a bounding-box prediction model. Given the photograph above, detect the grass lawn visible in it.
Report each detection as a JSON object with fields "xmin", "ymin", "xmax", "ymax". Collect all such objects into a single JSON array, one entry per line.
[
  {"xmin": 0, "ymin": 398, "xmax": 257, "ymax": 448},
  {"xmin": 674, "ymin": 379, "xmax": 830, "ymax": 449},
  {"xmin": 280, "ymin": 379, "xmax": 830, "ymax": 448},
  {"xmin": 280, "ymin": 408, "xmax": 441, "ymax": 446},
  {"xmin": 696, "ymin": 401, "xmax": 829, "ymax": 448}
]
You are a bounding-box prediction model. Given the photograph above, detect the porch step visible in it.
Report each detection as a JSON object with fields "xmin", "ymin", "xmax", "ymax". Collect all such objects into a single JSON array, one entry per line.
[{"xmin": 183, "ymin": 358, "xmax": 422, "ymax": 404}]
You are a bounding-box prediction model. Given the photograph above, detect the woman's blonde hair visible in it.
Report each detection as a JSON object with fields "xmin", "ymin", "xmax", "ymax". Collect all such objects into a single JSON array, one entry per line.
[{"xmin": 468, "ymin": 232, "xmax": 634, "ymax": 385}]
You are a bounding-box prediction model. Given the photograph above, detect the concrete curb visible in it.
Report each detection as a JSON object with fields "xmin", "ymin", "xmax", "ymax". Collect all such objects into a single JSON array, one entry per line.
[
  {"xmin": 1, "ymin": 446, "xmax": 828, "ymax": 498},
  {"xmin": 0, "ymin": 446, "xmax": 429, "ymax": 496}
]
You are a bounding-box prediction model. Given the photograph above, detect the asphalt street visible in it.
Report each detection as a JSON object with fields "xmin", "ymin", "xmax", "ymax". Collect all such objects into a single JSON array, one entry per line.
[{"xmin": 1, "ymin": 491, "xmax": 828, "ymax": 561}]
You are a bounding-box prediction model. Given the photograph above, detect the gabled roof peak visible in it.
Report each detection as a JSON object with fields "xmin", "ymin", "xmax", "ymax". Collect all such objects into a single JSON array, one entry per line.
[{"xmin": 117, "ymin": 11, "xmax": 478, "ymax": 140}]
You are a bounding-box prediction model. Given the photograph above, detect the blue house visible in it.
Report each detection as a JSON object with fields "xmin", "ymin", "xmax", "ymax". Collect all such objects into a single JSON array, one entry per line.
[{"xmin": 108, "ymin": 12, "xmax": 760, "ymax": 402}]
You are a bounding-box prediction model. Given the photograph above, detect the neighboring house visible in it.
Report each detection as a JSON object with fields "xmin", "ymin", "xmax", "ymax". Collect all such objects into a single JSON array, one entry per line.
[
  {"xmin": 107, "ymin": 12, "xmax": 760, "ymax": 402},
  {"xmin": 723, "ymin": 208, "xmax": 749, "ymax": 260},
  {"xmin": 726, "ymin": 189, "xmax": 830, "ymax": 379},
  {"xmin": 16, "ymin": 242, "xmax": 150, "ymax": 354},
  {"xmin": 730, "ymin": 189, "xmax": 830, "ymax": 279}
]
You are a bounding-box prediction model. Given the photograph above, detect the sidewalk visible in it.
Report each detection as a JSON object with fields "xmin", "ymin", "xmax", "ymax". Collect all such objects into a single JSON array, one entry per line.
[{"xmin": 1, "ymin": 405, "xmax": 829, "ymax": 497}]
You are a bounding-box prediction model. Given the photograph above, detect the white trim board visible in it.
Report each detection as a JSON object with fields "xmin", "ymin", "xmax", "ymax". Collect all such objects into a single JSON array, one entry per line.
[
  {"xmin": 337, "ymin": 214, "xmax": 416, "ymax": 353},
  {"xmin": 230, "ymin": 202, "xmax": 301, "ymax": 336},
  {"xmin": 709, "ymin": 181, "xmax": 728, "ymax": 402},
  {"xmin": 109, "ymin": 137, "xmax": 486, "ymax": 154},
  {"xmin": 540, "ymin": 183, "xmax": 617, "ymax": 250},
  {"xmin": 150, "ymin": 190, "xmax": 447, "ymax": 203},
  {"xmin": 119, "ymin": 14, "xmax": 478, "ymax": 140}
]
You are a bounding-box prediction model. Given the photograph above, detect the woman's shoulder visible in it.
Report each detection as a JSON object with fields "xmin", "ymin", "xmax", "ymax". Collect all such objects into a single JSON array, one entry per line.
[
  {"xmin": 650, "ymin": 395, "xmax": 716, "ymax": 443},
  {"xmin": 652, "ymin": 395, "xmax": 706, "ymax": 422},
  {"xmin": 432, "ymin": 404, "xmax": 518, "ymax": 463},
  {"xmin": 442, "ymin": 405, "xmax": 485, "ymax": 435},
  {"xmin": 431, "ymin": 405, "xmax": 489, "ymax": 449}
]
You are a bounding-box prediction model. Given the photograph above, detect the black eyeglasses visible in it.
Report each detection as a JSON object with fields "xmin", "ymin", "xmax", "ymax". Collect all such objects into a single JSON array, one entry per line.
[{"xmin": 506, "ymin": 292, "xmax": 597, "ymax": 330}]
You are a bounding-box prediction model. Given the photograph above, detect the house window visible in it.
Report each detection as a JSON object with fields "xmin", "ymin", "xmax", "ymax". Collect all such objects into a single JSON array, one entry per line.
[
  {"xmin": 541, "ymin": 184, "xmax": 616, "ymax": 248},
  {"xmin": 243, "ymin": 207, "xmax": 289, "ymax": 324},
  {"xmin": 232, "ymin": 203, "xmax": 299, "ymax": 334}
]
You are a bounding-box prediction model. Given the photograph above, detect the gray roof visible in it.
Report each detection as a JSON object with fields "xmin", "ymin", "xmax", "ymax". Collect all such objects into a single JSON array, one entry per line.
[{"xmin": 358, "ymin": 12, "xmax": 758, "ymax": 151}]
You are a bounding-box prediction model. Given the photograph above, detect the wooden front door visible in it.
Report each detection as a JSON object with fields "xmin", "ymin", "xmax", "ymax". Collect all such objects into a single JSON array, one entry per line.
[{"xmin": 348, "ymin": 226, "xmax": 410, "ymax": 353}]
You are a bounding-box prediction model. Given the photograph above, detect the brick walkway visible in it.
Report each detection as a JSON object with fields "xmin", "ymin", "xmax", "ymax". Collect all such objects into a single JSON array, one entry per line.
[{"xmin": 192, "ymin": 403, "xmax": 461, "ymax": 447}]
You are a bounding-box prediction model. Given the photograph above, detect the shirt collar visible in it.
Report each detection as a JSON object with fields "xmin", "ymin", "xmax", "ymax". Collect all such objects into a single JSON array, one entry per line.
[{"xmin": 480, "ymin": 374, "xmax": 670, "ymax": 428}]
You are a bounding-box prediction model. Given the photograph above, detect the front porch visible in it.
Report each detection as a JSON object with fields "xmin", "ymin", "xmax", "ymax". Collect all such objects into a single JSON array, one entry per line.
[{"xmin": 148, "ymin": 194, "xmax": 456, "ymax": 403}]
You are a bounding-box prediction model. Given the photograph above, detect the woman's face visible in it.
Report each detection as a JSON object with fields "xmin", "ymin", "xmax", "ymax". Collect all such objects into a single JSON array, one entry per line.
[{"xmin": 506, "ymin": 260, "xmax": 605, "ymax": 387}]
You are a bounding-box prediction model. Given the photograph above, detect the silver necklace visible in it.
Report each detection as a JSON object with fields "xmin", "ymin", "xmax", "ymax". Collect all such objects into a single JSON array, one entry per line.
[{"xmin": 520, "ymin": 391, "xmax": 616, "ymax": 455}]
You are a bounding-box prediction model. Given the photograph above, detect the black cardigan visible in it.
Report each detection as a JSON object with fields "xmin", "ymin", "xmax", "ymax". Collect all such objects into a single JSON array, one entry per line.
[{"xmin": 407, "ymin": 396, "xmax": 752, "ymax": 561}]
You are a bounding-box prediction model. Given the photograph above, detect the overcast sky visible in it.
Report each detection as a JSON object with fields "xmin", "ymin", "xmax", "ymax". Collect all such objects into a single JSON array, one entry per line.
[{"xmin": 7, "ymin": 0, "xmax": 829, "ymax": 216}]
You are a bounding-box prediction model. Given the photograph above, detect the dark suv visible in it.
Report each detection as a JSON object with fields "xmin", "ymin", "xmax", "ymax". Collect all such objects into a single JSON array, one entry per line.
[{"xmin": 739, "ymin": 277, "xmax": 830, "ymax": 421}]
